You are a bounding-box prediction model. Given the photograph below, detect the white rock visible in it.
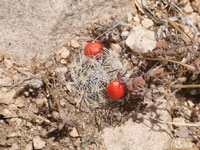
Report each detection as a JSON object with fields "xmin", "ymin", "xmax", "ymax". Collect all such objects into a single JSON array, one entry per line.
[
  {"xmin": 0, "ymin": 90, "xmax": 15, "ymax": 104},
  {"xmin": 126, "ymin": 12, "xmax": 133, "ymax": 22},
  {"xmin": 121, "ymin": 31, "xmax": 129, "ymax": 38},
  {"xmin": 183, "ymin": 2, "xmax": 193, "ymax": 13},
  {"xmin": 141, "ymin": 19, "xmax": 154, "ymax": 28},
  {"xmin": 14, "ymin": 97, "xmax": 25, "ymax": 108},
  {"xmin": 0, "ymin": 76, "xmax": 13, "ymax": 86},
  {"xmin": 0, "ymin": 108, "xmax": 17, "ymax": 118},
  {"xmin": 69, "ymin": 127, "xmax": 79, "ymax": 137},
  {"xmin": 33, "ymin": 136, "xmax": 45, "ymax": 150},
  {"xmin": 25, "ymin": 142, "xmax": 33, "ymax": 150},
  {"xmin": 58, "ymin": 47, "xmax": 70, "ymax": 59},
  {"xmin": 70, "ymin": 38, "xmax": 80, "ymax": 48},
  {"xmin": 60, "ymin": 59, "xmax": 67, "ymax": 65},
  {"xmin": 126, "ymin": 26, "xmax": 157, "ymax": 53},
  {"xmin": 10, "ymin": 143, "xmax": 20, "ymax": 150},
  {"xmin": 133, "ymin": 15, "xmax": 140, "ymax": 22},
  {"xmin": 110, "ymin": 43, "xmax": 122, "ymax": 53},
  {"xmin": 35, "ymin": 98, "xmax": 47, "ymax": 107},
  {"xmin": 4, "ymin": 58, "xmax": 13, "ymax": 69}
]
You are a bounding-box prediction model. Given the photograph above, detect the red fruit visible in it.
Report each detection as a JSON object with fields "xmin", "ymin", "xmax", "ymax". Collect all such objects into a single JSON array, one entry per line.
[
  {"xmin": 107, "ymin": 80, "xmax": 125, "ymax": 101},
  {"xmin": 84, "ymin": 42, "xmax": 104, "ymax": 59}
]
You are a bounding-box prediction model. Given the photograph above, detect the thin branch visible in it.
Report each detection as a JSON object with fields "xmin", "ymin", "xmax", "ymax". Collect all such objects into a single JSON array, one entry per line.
[{"xmin": 40, "ymin": 72, "xmax": 62, "ymax": 110}]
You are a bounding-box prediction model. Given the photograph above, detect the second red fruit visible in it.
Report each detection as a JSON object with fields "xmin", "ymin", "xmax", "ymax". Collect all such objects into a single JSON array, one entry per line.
[
  {"xmin": 107, "ymin": 80, "xmax": 125, "ymax": 101},
  {"xmin": 84, "ymin": 42, "xmax": 104, "ymax": 59}
]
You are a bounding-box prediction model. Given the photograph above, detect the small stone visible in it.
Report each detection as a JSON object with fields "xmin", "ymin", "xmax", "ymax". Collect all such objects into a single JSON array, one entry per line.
[
  {"xmin": 4, "ymin": 58, "xmax": 13, "ymax": 68},
  {"xmin": 35, "ymin": 98, "xmax": 47, "ymax": 107},
  {"xmin": 141, "ymin": 19, "xmax": 154, "ymax": 28},
  {"xmin": 70, "ymin": 38, "xmax": 80, "ymax": 48},
  {"xmin": 14, "ymin": 98, "xmax": 25, "ymax": 108},
  {"xmin": 183, "ymin": 2, "xmax": 194, "ymax": 14},
  {"xmin": 58, "ymin": 47, "xmax": 70, "ymax": 59},
  {"xmin": 0, "ymin": 76, "xmax": 13, "ymax": 86},
  {"xmin": 126, "ymin": 12, "xmax": 133, "ymax": 22},
  {"xmin": 110, "ymin": 43, "xmax": 122, "ymax": 53},
  {"xmin": 69, "ymin": 127, "xmax": 80, "ymax": 137},
  {"xmin": 24, "ymin": 142, "xmax": 33, "ymax": 150},
  {"xmin": 177, "ymin": 127, "xmax": 190, "ymax": 138},
  {"xmin": 0, "ymin": 90, "xmax": 15, "ymax": 104},
  {"xmin": 191, "ymin": 0, "xmax": 200, "ymax": 14},
  {"xmin": 51, "ymin": 111, "xmax": 60, "ymax": 120},
  {"xmin": 56, "ymin": 67, "xmax": 68, "ymax": 74},
  {"xmin": 133, "ymin": 15, "xmax": 140, "ymax": 22},
  {"xmin": 60, "ymin": 59, "xmax": 67, "ymax": 65},
  {"xmin": 121, "ymin": 31, "xmax": 129, "ymax": 38},
  {"xmin": 10, "ymin": 143, "xmax": 20, "ymax": 150},
  {"xmin": 126, "ymin": 26, "xmax": 157, "ymax": 54},
  {"xmin": 10, "ymin": 118, "xmax": 22, "ymax": 126},
  {"xmin": 33, "ymin": 136, "xmax": 45, "ymax": 150}
]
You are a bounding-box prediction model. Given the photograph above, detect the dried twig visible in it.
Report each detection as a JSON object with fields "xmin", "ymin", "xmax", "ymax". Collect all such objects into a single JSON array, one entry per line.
[
  {"xmin": 25, "ymin": 111, "xmax": 51, "ymax": 123},
  {"xmin": 170, "ymin": 84, "xmax": 200, "ymax": 89},
  {"xmin": 136, "ymin": 56, "xmax": 195, "ymax": 71},
  {"xmin": 40, "ymin": 72, "xmax": 62, "ymax": 110},
  {"xmin": 148, "ymin": 115, "xmax": 200, "ymax": 127}
]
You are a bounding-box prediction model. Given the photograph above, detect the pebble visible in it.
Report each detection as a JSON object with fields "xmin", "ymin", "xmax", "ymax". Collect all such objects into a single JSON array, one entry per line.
[
  {"xmin": 60, "ymin": 59, "xmax": 67, "ymax": 65},
  {"xmin": 141, "ymin": 19, "xmax": 154, "ymax": 28},
  {"xmin": 35, "ymin": 98, "xmax": 47, "ymax": 107},
  {"xmin": 0, "ymin": 76, "xmax": 13, "ymax": 86},
  {"xmin": 121, "ymin": 31, "xmax": 129, "ymax": 38},
  {"xmin": 126, "ymin": 26, "xmax": 156, "ymax": 54},
  {"xmin": 0, "ymin": 108, "xmax": 17, "ymax": 118},
  {"xmin": 177, "ymin": 127, "xmax": 190, "ymax": 138},
  {"xmin": 10, "ymin": 118, "xmax": 23, "ymax": 126},
  {"xmin": 33, "ymin": 136, "xmax": 46, "ymax": 150},
  {"xmin": 4, "ymin": 58, "xmax": 13, "ymax": 69},
  {"xmin": 183, "ymin": 2, "xmax": 193, "ymax": 14},
  {"xmin": 24, "ymin": 142, "xmax": 33, "ymax": 150},
  {"xmin": 69, "ymin": 127, "xmax": 80, "ymax": 137},
  {"xmin": 191, "ymin": 0, "xmax": 200, "ymax": 14},
  {"xmin": 0, "ymin": 90, "xmax": 15, "ymax": 104},
  {"xmin": 133, "ymin": 15, "xmax": 140, "ymax": 22},
  {"xmin": 126, "ymin": 12, "xmax": 133, "ymax": 22},
  {"xmin": 58, "ymin": 47, "xmax": 70, "ymax": 59},
  {"xmin": 110, "ymin": 43, "xmax": 122, "ymax": 53},
  {"xmin": 14, "ymin": 97, "xmax": 25, "ymax": 108},
  {"xmin": 9, "ymin": 143, "xmax": 20, "ymax": 150},
  {"xmin": 70, "ymin": 38, "xmax": 80, "ymax": 48}
]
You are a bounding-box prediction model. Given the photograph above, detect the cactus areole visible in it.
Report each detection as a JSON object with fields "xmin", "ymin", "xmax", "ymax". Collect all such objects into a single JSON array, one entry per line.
[
  {"xmin": 107, "ymin": 80, "xmax": 125, "ymax": 100},
  {"xmin": 84, "ymin": 42, "xmax": 104, "ymax": 59}
]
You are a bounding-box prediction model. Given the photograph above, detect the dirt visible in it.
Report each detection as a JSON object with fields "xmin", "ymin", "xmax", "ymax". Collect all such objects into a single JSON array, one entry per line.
[{"xmin": 0, "ymin": 0, "xmax": 200, "ymax": 150}]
